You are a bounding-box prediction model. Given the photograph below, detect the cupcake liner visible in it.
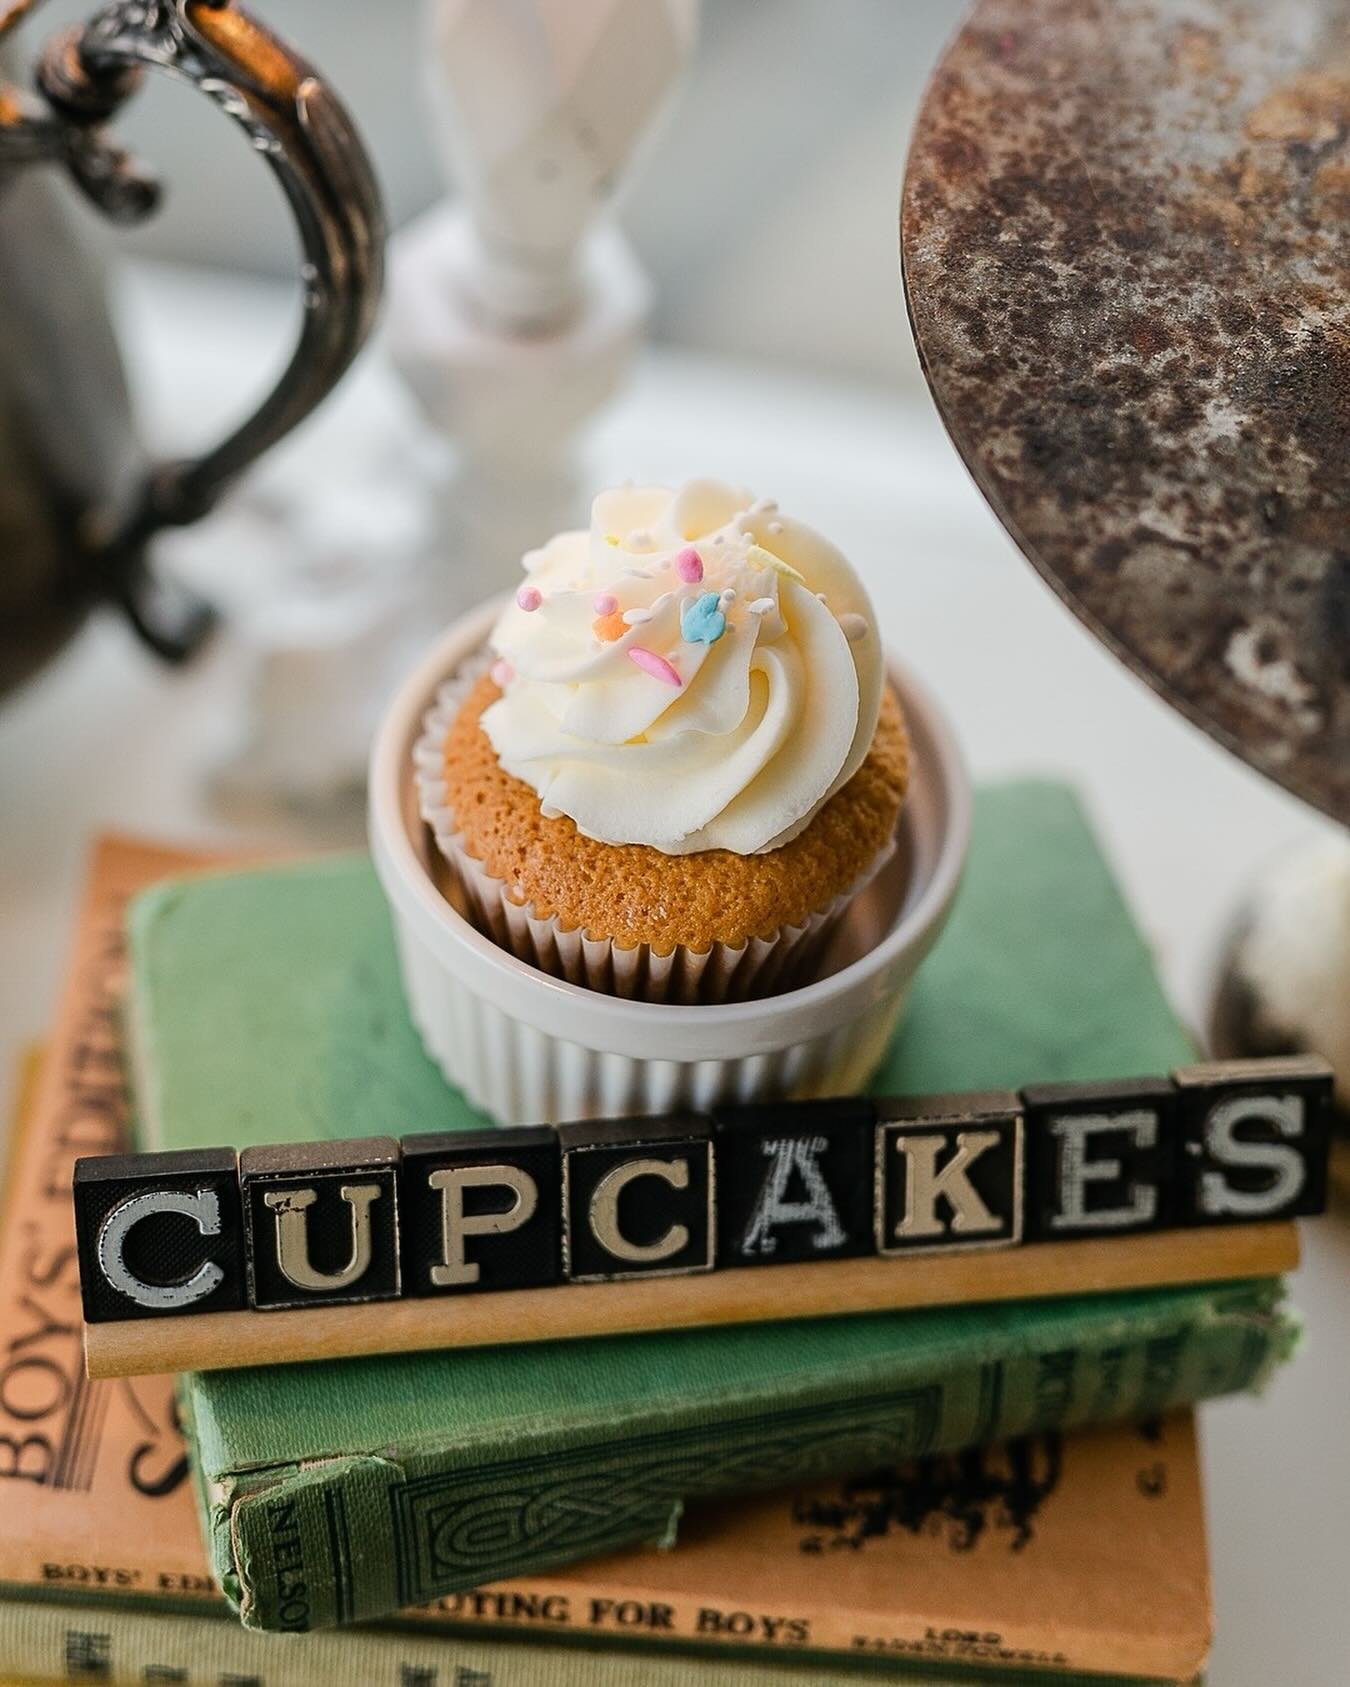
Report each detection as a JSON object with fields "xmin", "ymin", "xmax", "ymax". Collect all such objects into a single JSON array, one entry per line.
[{"xmin": 413, "ymin": 652, "xmax": 895, "ymax": 1007}]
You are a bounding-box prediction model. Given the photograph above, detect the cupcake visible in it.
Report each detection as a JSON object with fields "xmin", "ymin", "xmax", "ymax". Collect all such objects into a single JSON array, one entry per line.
[{"xmin": 415, "ymin": 480, "xmax": 909, "ymax": 1004}]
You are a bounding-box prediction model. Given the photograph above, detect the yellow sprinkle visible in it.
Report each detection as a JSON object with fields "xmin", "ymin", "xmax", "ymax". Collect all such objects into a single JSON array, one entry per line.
[
  {"xmin": 604, "ymin": 533, "xmax": 620, "ymax": 546},
  {"xmin": 745, "ymin": 542, "xmax": 804, "ymax": 584}
]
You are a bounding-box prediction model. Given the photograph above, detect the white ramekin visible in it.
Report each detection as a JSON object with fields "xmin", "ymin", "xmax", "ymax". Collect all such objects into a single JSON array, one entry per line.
[{"xmin": 369, "ymin": 601, "xmax": 971, "ymax": 1126}]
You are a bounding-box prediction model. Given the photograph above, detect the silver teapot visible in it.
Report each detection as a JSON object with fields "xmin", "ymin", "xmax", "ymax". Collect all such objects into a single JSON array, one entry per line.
[{"xmin": 0, "ymin": 0, "xmax": 383, "ymax": 697}]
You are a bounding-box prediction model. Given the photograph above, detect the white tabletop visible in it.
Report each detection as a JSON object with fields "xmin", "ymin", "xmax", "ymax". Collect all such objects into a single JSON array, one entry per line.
[{"xmin": 0, "ymin": 262, "xmax": 1344, "ymax": 1686}]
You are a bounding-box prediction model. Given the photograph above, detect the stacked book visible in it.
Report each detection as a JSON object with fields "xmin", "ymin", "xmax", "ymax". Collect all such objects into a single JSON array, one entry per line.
[{"xmin": 0, "ymin": 780, "xmax": 1326, "ymax": 1685}]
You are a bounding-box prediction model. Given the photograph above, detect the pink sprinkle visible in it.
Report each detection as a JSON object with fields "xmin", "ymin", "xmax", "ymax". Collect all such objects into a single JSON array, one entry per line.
[
  {"xmin": 593, "ymin": 591, "xmax": 618, "ymax": 614},
  {"xmin": 674, "ymin": 546, "xmax": 704, "ymax": 583},
  {"xmin": 490, "ymin": 658, "xmax": 514, "ymax": 687},
  {"xmin": 516, "ymin": 585, "xmax": 542, "ymax": 612},
  {"xmin": 628, "ymin": 646, "xmax": 682, "ymax": 687}
]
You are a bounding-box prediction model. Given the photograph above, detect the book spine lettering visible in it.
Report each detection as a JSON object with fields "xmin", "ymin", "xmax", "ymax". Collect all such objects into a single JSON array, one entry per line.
[{"xmin": 224, "ymin": 1286, "xmax": 1288, "ymax": 1631}]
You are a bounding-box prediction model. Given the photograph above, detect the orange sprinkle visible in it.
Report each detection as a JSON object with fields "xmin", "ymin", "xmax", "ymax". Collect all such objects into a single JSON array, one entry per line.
[{"xmin": 593, "ymin": 611, "xmax": 627, "ymax": 642}]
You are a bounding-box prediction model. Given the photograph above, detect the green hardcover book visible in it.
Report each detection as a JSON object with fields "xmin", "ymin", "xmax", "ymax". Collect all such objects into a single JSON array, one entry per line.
[
  {"xmin": 180, "ymin": 1280, "xmax": 1285, "ymax": 1635},
  {"xmin": 126, "ymin": 783, "xmax": 1296, "ymax": 1633}
]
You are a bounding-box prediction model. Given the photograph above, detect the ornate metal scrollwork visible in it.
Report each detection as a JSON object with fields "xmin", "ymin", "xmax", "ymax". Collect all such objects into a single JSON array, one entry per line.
[{"xmin": 0, "ymin": 0, "xmax": 384, "ymax": 660}]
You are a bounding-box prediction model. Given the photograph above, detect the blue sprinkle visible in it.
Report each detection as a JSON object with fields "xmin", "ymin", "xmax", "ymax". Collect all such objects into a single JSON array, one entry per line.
[{"xmin": 680, "ymin": 591, "xmax": 726, "ymax": 646}]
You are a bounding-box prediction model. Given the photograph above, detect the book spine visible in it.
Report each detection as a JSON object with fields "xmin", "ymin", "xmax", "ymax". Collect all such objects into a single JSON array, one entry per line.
[
  {"xmin": 0, "ymin": 1590, "xmax": 1185, "ymax": 1687},
  {"xmin": 219, "ymin": 1282, "xmax": 1291, "ymax": 1632}
]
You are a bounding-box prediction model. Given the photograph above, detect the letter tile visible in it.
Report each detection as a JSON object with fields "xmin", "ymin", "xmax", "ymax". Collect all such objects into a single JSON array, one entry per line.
[
  {"xmin": 874, "ymin": 1091, "xmax": 1022, "ymax": 1254},
  {"xmin": 560, "ymin": 1115, "xmax": 714, "ymax": 1282},
  {"xmin": 240, "ymin": 1138, "xmax": 400, "ymax": 1310},
  {"xmin": 1173, "ymin": 1056, "xmax": 1331, "ymax": 1223},
  {"xmin": 1021, "ymin": 1078, "xmax": 1176, "ymax": 1241},
  {"xmin": 401, "ymin": 1127, "xmax": 561, "ymax": 1294},
  {"xmin": 74, "ymin": 1149, "xmax": 244, "ymax": 1324},
  {"xmin": 712, "ymin": 1099, "xmax": 874, "ymax": 1267}
]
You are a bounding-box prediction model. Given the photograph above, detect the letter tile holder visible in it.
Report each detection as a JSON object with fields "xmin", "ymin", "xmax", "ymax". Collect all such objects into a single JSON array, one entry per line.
[
  {"xmin": 84, "ymin": 1222, "xmax": 1298, "ymax": 1381},
  {"xmin": 79, "ymin": 1059, "xmax": 1328, "ymax": 1379}
]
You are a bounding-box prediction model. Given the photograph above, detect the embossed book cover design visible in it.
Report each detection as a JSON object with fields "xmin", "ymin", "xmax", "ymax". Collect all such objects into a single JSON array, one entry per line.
[
  {"xmin": 115, "ymin": 785, "xmax": 1296, "ymax": 1631},
  {"xmin": 0, "ymin": 924, "xmax": 1210, "ymax": 1686}
]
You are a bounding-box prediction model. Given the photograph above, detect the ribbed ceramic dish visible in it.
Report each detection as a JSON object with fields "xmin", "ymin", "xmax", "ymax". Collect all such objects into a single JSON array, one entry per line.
[{"xmin": 369, "ymin": 600, "xmax": 971, "ymax": 1126}]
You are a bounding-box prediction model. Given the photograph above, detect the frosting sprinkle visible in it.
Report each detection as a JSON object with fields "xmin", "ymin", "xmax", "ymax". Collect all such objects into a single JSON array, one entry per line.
[
  {"xmin": 628, "ymin": 646, "xmax": 682, "ymax": 687},
  {"xmin": 681, "ymin": 591, "xmax": 727, "ymax": 646}
]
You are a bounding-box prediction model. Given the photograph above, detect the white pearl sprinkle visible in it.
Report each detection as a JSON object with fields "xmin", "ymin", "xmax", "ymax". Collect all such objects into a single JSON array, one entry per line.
[
  {"xmin": 747, "ymin": 596, "xmax": 775, "ymax": 615},
  {"xmin": 712, "ymin": 533, "xmax": 726, "ymax": 546},
  {"xmin": 718, "ymin": 589, "xmax": 737, "ymax": 609},
  {"xmin": 816, "ymin": 591, "xmax": 828, "ymax": 603},
  {"xmin": 652, "ymin": 591, "xmax": 672, "ymax": 610},
  {"xmin": 767, "ymin": 520, "xmax": 784, "ymax": 535},
  {"xmin": 838, "ymin": 612, "xmax": 868, "ymax": 642},
  {"xmin": 622, "ymin": 607, "xmax": 652, "ymax": 625}
]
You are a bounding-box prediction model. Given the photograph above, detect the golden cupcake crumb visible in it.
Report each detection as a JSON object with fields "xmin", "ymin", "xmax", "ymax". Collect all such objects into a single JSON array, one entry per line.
[{"xmin": 442, "ymin": 674, "xmax": 910, "ymax": 954}]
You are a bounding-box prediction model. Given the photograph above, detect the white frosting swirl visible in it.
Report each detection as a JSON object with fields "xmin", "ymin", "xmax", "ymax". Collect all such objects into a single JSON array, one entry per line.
[{"xmin": 480, "ymin": 480, "xmax": 884, "ymax": 855}]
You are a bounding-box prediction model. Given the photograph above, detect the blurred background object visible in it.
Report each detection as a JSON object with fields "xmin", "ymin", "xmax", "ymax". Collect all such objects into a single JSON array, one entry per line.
[
  {"xmin": 1211, "ymin": 836, "xmax": 1350, "ymax": 1117},
  {"xmin": 0, "ymin": 159, "xmax": 140, "ymax": 694},
  {"xmin": 391, "ymin": 0, "xmax": 698, "ymax": 615},
  {"xmin": 903, "ymin": 0, "xmax": 1350, "ymax": 1115},
  {"xmin": 0, "ymin": 0, "xmax": 383, "ymax": 704},
  {"xmin": 6, "ymin": 0, "xmax": 961, "ymax": 386},
  {"xmin": 903, "ymin": 0, "xmax": 1350, "ymax": 827},
  {"xmin": 208, "ymin": 0, "xmax": 700, "ymax": 803}
]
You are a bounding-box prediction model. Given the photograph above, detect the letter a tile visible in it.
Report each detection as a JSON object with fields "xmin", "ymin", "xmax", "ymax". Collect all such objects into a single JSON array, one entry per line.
[{"xmin": 712, "ymin": 1100, "xmax": 874, "ymax": 1267}]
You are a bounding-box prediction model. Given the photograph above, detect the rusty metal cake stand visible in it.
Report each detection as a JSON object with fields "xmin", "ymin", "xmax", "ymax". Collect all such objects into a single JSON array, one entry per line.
[{"xmin": 902, "ymin": 0, "xmax": 1349, "ymax": 825}]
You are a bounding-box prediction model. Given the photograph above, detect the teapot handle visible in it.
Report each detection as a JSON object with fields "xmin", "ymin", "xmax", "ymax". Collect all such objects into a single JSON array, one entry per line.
[{"xmin": 0, "ymin": 0, "xmax": 385, "ymax": 659}]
